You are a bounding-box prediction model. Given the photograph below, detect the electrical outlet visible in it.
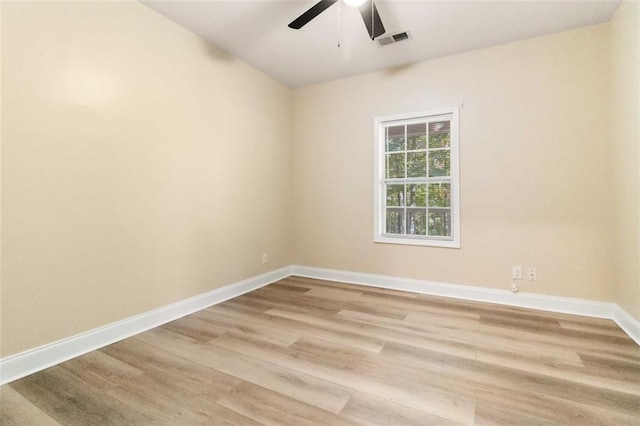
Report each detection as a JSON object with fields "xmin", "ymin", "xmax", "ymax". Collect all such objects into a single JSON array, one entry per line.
[
  {"xmin": 262, "ymin": 253, "xmax": 268, "ymax": 264},
  {"xmin": 528, "ymin": 267, "xmax": 536, "ymax": 281},
  {"xmin": 512, "ymin": 266, "xmax": 522, "ymax": 280},
  {"xmin": 511, "ymin": 283, "xmax": 519, "ymax": 292}
]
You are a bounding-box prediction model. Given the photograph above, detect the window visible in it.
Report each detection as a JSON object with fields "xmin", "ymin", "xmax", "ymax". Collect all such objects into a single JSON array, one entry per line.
[{"xmin": 374, "ymin": 107, "xmax": 460, "ymax": 248}]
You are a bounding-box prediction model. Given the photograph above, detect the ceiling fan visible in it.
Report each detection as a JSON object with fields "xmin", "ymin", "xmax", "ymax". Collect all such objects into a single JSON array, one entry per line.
[{"xmin": 288, "ymin": 0, "xmax": 385, "ymax": 40}]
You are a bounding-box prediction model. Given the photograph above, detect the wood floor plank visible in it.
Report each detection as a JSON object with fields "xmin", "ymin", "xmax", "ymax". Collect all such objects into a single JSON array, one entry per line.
[
  {"xmin": 283, "ymin": 276, "xmax": 420, "ymax": 299},
  {"xmin": 559, "ymin": 319, "xmax": 630, "ymax": 337},
  {"xmin": 160, "ymin": 314, "xmax": 227, "ymax": 342},
  {"xmin": 0, "ymin": 386, "xmax": 60, "ymax": 426},
  {"xmin": 209, "ymin": 332, "xmax": 476, "ymax": 425},
  {"xmin": 193, "ymin": 308, "xmax": 301, "ymax": 346},
  {"xmin": 103, "ymin": 341, "xmax": 242, "ymax": 413},
  {"xmin": 291, "ymin": 336, "xmax": 477, "ymax": 425},
  {"xmin": 212, "ymin": 302, "xmax": 386, "ymax": 353},
  {"xmin": 404, "ymin": 309, "xmax": 480, "ymax": 327},
  {"xmin": 477, "ymin": 319, "xmax": 640, "ymax": 360},
  {"xmin": 204, "ymin": 404, "xmax": 266, "ymax": 426},
  {"xmin": 10, "ymin": 367, "xmax": 152, "ymax": 425},
  {"xmin": 106, "ymin": 375, "xmax": 224, "ymax": 425},
  {"xmin": 340, "ymin": 308, "xmax": 479, "ymax": 337},
  {"xmin": 474, "ymin": 400, "xmax": 560, "ymax": 426},
  {"xmin": 4, "ymin": 276, "xmax": 638, "ymax": 425},
  {"xmin": 59, "ymin": 350, "xmax": 144, "ymax": 392},
  {"xmin": 578, "ymin": 352, "xmax": 640, "ymax": 380},
  {"xmin": 101, "ymin": 338, "xmax": 242, "ymax": 395},
  {"xmin": 270, "ymin": 308, "xmax": 477, "ymax": 359},
  {"xmin": 225, "ymin": 296, "xmax": 342, "ymax": 317},
  {"xmin": 268, "ymin": 282, "xmax": 313, "ymax": 293},
  {"xmin": 303, "ymin": 286, "xmax": 364, "ymax": 299},
  {"xmin": 109, "ymin": 372, "xmax": 263, "ymax": 426},
  {"xmin": 480, "ymin": 314, "xmax": 634, "ymax": 347},
  {"xmin": 217, "ymin": 381, "xmax": 360, "ymax": 426},
  {"xmin": 137, "ymin": 328, "xmax": 353, "ymax": 414},
  {"xmin": 340, "ymin": 391, "xmax": 463, "ymax": 426},
  {"xmin": 252, "ymin": 286, "xmax": 409, "ymax": 320},
  {"xmin": 471, "ymin": 325, "xmax": 586, "ymax": 366},
  {"xmin": 476, "ymin": 348, "xmax": 640, "ymax": 395},
  {"xmin": 380, "ymin": 341, "xmax": 640, "ymax": 422},
  {"xmin": 476, "ymin": 391, "xmax": 640, "ymax": 426}
]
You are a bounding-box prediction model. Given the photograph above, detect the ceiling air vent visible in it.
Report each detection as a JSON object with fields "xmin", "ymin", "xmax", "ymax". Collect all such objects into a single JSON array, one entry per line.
[{"xmin": 377, "ymin": 31, "xmax": 411, "ymax": 47}]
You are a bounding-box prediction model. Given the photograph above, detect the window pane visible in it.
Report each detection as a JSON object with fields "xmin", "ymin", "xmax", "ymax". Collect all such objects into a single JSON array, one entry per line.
[
  {"xmin": 407, "ymin": 152, "xmax": 426, "ymax": 178},
  {"xmin": 386, "ymin": 184, "xmax": 405, "ymax": 207},
  {"xmin": 386, "ymin": 208, "xmax": 405, "ymax": 234},
  {"xmin": 428, "ymin": 183, "xmax": 451, "ymax": 207},
  {"xmin": 406, "ymin": 184, "xmax": 426, "ymax": 207},
  {"xmin": 407, "ymin": 209, "xmax": 427, "ymax": 235},
  {"xmin": 429, "ymin": 121, "xmax": 451, "ymax": 148},
  {"xmin": 407, "ymin": 123, "xmax": 427, "ymax": 150},
  {"xmin": 428, "ymin": 209, "xmax": 452, "ymax": 237},
  {"xmin": 386, "ymin": 153, "xmax": 405, "ymax": 178},
  {"xmin": 386, "ymin": 125, "xmax": 405, "ymax": 152},
  {"xmin": 428, "ymin": 150, "xmax": 450, "ymax": 177}
]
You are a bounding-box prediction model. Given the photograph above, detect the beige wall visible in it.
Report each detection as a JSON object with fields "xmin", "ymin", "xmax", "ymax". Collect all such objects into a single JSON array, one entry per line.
[
  {"xmin": 1, "ymin": 1, "xmax": 292, "ymax": 357},
  {"xmin": 0, "ymin": 1, "xmax": 3, "ymax": 359},
  {"xmin": 292, "ymin": 24, "xmax": 615, "ymax": 302},
  {"xmin": 611, "ymin": 1, "xmax": 640, "ymax": 321}
]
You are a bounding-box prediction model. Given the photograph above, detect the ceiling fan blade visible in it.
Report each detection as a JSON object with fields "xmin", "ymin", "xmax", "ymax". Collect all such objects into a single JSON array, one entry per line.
[
  {"xmin": 359, "ymin": 0, "xmax": 385, "ymax": 39},
  {"xmin": 288, "ymin": 0, "xmax": 339, "ymax": 30}
]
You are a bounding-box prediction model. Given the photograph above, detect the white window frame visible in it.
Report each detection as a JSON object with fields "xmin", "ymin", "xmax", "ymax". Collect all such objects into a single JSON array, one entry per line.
[{"xmin": 373, "ymin": 107, "xmax": 460, "ymax": 248}]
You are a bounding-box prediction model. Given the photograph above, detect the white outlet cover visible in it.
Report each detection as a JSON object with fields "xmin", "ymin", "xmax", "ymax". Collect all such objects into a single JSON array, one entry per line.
[{"xmin": 512, "ymin": 266, "xmax": 522, "ymax": 280}]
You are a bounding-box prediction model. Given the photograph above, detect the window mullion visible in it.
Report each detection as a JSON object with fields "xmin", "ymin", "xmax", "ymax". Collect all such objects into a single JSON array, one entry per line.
[
  {"xmin": 403, "ymin": 124, "xmax": 408, "ymax": 235},
  {"xmin": 426, "ymin": 121, "xmax": 431, "ymax": 236}
]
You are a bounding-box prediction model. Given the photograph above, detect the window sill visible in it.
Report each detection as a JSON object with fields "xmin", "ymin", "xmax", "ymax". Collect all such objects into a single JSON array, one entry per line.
[{"xmin": 374, "ymin": 235, "xmax": 460, "ymax": 249}]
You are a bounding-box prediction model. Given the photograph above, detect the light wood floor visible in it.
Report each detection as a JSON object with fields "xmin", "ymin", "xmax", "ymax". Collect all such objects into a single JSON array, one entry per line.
[{"xmin": 2, "ymin": 276, "xmax": 639, "ymax": 425}]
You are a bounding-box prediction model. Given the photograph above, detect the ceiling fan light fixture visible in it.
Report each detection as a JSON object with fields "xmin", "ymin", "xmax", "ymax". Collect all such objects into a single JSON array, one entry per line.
[
  {"xmin": 288, "ymin": 0, "xmax": 385, "ymax": 39},
  {"xmin": 343, "ymin": 0, "xmax": 367, "ymax": 8}
]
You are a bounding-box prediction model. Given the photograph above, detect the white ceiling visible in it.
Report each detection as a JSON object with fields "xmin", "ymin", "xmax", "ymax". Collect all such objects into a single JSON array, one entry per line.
[{"xmin": 142, "ymin": 0, "xmax": 620, "ymax": 87}]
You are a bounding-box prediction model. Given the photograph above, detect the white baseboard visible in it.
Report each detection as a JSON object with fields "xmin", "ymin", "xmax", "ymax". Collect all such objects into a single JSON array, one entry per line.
[
  {"xmin": 290, "ymin": 265, "xmax": 640, "ymax": 346},
  {"xmin": 2, "ymin": 264, "xmax": 638, "ymax": 385},
  {"xmin": 612, "ymin": 304, "xmax": 640, "ymax": 345},
  {"xmin": 290, "ymin": 265, "xmax": 615, "ymax": 318},
  {"xmin": 0, "ymin": 266, "xmax": 292, "ymax": 386}
]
